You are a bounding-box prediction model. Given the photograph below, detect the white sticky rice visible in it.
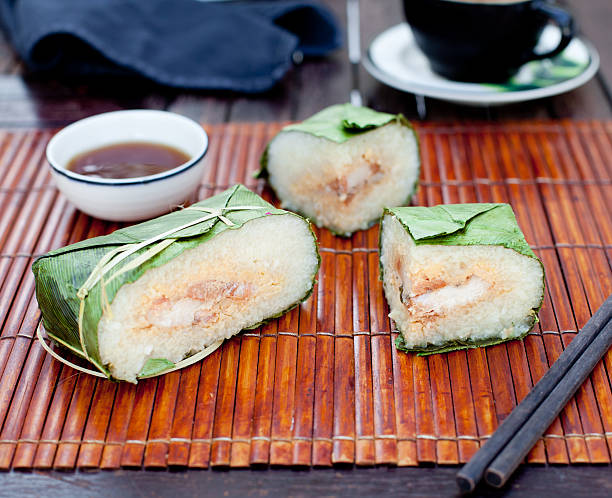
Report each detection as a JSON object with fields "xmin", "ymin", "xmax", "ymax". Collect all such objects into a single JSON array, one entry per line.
[
  {"xmin": 266, "ymin": 122, "xmax": 419, "ymax": 235},
  {"xmin": 98, "ymin": 214, "xmax": 318, "ymax": 382}
]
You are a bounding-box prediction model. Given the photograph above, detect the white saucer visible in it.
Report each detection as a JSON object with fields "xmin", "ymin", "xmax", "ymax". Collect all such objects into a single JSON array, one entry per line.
[{"xmin": 363, "ymin": 24, "xmax": 600, "ymax": 106}]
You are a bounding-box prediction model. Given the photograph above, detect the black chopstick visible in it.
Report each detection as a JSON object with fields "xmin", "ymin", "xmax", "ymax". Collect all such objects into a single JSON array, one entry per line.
[
  {"xmin": 485, "ymin": 316, "xmax": 612, "ymax": 487},
  {"xmin": 456, "ymin": 294, "xmax": 612, "ymax": 493}
]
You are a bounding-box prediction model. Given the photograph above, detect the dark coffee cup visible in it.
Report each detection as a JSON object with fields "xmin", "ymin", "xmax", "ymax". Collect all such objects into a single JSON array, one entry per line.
[{"xmin": 402, "ymin": 0, "xmax": 575, "ymax": 82}]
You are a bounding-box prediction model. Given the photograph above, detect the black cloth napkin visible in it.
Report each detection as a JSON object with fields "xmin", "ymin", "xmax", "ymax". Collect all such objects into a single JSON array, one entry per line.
[{"xmin": 0, "ymin": 0, "xmax": 341, "ymax": 92}]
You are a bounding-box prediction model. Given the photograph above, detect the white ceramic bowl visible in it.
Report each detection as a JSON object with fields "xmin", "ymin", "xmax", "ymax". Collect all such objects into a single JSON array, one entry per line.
[{"xmin": 46, "ymin": 110, "xmax": 208, "ymax": 222}]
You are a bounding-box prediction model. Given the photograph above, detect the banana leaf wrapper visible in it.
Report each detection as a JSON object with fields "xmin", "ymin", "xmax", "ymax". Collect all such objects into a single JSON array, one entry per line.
[{"xmin": 32, "ymin": 185, "xmax": 320, "ymax": 381}]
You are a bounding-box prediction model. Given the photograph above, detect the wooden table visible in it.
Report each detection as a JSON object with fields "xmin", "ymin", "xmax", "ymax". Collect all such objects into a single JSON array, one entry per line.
[
  {"xmin": 0, "ymin": 1, "xmax": 610, "ymax": 496},
  {"xmin": 0, "ymin": 0, "xmax": 609, "ymax": 128}
]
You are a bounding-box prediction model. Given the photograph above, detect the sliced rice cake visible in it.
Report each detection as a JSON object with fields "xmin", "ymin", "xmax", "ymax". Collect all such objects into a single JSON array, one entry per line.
[
  {"xmin": 379, "ymin": 203, "xmax": 544, "ymax": 354},
  {"xmin": 258, "ymin": 103, "xmax": 420, "ymax": 236},
  {"xmin": 33, "ymin": 185, "xmax": 320, "ymax": 382}
]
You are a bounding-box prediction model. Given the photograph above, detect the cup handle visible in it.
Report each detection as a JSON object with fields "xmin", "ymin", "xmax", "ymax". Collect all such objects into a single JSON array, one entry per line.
[{"xmin": 528, "ymin": 2, "xmax": 575, "ymax": 61}]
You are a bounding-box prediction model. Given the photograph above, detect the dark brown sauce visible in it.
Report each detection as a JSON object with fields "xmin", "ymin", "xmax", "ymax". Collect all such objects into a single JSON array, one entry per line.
[{"xmin": 67, "ymin": 142, "xmax": 191, "ymax": 179}]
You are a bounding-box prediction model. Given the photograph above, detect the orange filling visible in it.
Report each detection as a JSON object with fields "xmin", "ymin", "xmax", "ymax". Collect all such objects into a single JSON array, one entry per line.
[{"xmin": 145, "ymin": 280, "xmax": 253, "ymax": 330}]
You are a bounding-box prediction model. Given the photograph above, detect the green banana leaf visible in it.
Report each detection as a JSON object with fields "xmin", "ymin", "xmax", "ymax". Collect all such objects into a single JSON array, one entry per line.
[
  {"xmin": 394, "ymin": 328, "xmax": 537, "ymax": 356},
  {"xmin": 382, "ymin": 203, "xmax": 537, "ymax": 264},
  {"xmin": 32, "ymin": 184, "xmax": 320, "ymax": 380},
  {"xmin": 380, "ymin": 203, "xmax": 544, "ymax": 355}
]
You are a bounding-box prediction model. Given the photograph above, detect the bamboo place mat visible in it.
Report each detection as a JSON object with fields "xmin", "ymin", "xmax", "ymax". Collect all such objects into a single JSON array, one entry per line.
[{"xmin": 0, "ymin": 120, "xmax": 610, "ymax": 471}]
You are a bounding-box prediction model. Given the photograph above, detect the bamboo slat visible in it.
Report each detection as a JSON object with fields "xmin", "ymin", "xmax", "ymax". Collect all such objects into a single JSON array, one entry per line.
[
  {"xmin": 228, "ymin": 335, "xmax": 259, "ymax": 467},
  {"xmin": 165, "ymin": 363, "xmax": 200, "ymax": 466},
  {"xmin": 248, "ymin": 326, "xmax": 276, "ymax": 466},
  {"xmin": 312, "ymin": 228, "xmax": 336, "ymax": 466},
  {"xmin": 352, "ymin": 230, "xmax": 376, "ymax": 466},
  {"xmin": 209, "ymin": 339, "xmax": 240, "ymax": 467},
  {"xmin": 0, "ymin": 121, "xmax": 609, "ymax": 470},
  {"xmin": 332, "ymin": 235, "xmax": 355, "ymax": 464},
  {"xmin": 143, "ymin": 371, "xmax": 181, "ymax": 468},
  {"xmin": 292, "ymin": 285, "xmax": 317, "ymax": 466},
  {"xmin": 269, "ymin": 329, "xmax": 299, "ymax": 465},
  {"xmin": 76, "ymin": 378, "xmax": 116, "ymax": 469}
]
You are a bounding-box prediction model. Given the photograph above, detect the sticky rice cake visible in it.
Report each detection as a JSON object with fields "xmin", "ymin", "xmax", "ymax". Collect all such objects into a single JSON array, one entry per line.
[
  {"xmin": 379, "ymin": 205, "xmax": 544, "ymax": 353},
  {"xmin": 98, "ymin": 214, "xmax": 319, "ymax": 382},
  {"xmin": 260, "ymin": 104, "xmax": 420, "ymax": 236},
  {"xmin": 33, "ymin": 185, "xmax": 320, "ymax": 383}
]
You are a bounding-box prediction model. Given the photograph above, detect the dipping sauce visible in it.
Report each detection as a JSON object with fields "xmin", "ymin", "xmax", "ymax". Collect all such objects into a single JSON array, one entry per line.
[{"xmin": 66, "ymin": 142, "xmax": 191, "ymax": 179}]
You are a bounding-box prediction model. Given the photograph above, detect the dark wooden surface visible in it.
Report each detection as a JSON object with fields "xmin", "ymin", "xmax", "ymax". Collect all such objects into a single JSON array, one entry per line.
[
  {"xmin": 0, "ymin": 0, "xmax": 609, "ymax": 128},
  {"xmin": 1, "ymin": 467, "xmax": 612, "ymax": 498},
  {"xmin": 0, "ymin": 0, "xmax": 610, "ymax": 496}
]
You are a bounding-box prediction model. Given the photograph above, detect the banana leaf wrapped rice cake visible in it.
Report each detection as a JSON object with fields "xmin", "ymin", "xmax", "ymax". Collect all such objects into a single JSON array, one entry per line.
[
  {"xmin": 257, "ymin": 104, "xmax": 420, "ymax": 236},
  {"xmin": 33, "ymin": 185, "xmax": 320, "ymax": 382},
  {"xmin": 379, "ymin": 204, "xmax": 544, "ymax": 355}
]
